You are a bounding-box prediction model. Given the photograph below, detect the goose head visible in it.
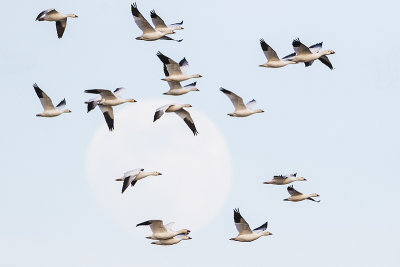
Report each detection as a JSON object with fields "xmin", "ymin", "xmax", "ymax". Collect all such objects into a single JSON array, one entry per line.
[
  {"xmin": 228, "ymin": 113, "xmax": 237, "ymax": 117},
  {"xmin": 263, "ymin": 231, "xmax": 273, "ymax": 236},
  {"xmin": 183, "ymin": 104, "xmax": 192, "ymax": 108},
  {"xmin": 255, "ymin": 109, "xmax": 264, "ymax": 113},
  {"xmin": 193, "ymin": 74, "xmax": 202, "ymax": 78},
  {"xmin": 67, "ymin": 14, "xmax": 78, "ymax": 18},
  {"xmin": 311, "ymin": 193, "xmax": 320, "ymax": 197},
  {"xmin": 153, "ymin": 171, "xmax": 162, "ymax": 176},
  {"xmin": 179, "ymin": 229, "xmax": 191, "ymax": 235},
  {"xmin": 63, "ymin": 109, "xmax": 72, "ymax": 113},
  {"xmin": 324, "ymin": 50, "xmax": 335, "ymax": 55},
  {"xmin": 36, "ymin": 113, "xmax": 43, "ymax": 117},
  {"xmin": 297, "ymin": 177, "xmax": 307, "ymax": 181},
  {"xmin": 128, "ymin": 99, "xmax": 137, "ymax": 103}
]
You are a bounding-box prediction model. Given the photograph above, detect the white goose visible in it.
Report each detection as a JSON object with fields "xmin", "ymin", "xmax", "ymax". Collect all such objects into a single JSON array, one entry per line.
[
  {"xmin": 284, "ymin": 185, "xmax": 320, "ymax": 202},
  {"xmin": 286, "ymin": 38, "xmax": 335, "ymax": 69},
  {"xmin": 163, "ymin": 78, "xmax": 199, "ymax": 96},
  {"xmin": 136, "ymin": 220, "xmax": 190, "ymax": 240},
  {"xmin": 151, "ymin": 234, "xmax": 192, "ymax": 245},
  {"xmin": 35, "ymin": 9, "xmax": 78, "ymax": 38},
  {"xmin": 220, "ymin": 88, "xmax": 264, "ymax": 117},
  {"xmin": 84, "ymin": 88, "xmax": 137, "ymax": 131},
  {"xmin": 259, "ymin": 39, "xmax": 296, "ymax": 68},
  {"xmin": 230, "ymin": 209, "xmax": 272, "ymax": 242},
  {"xmin": 131, "ymin": 3, "xmax": 182, "ymax": 42},
  {"xmin": 153, "ymin": 104, "xmax": 198, "ymax": 135},
  {"xmin": 264, "ymin": 173, "xmax": 307, "ymax": 185},
  {"xmin": 33, "ymin": 83, "xmax": 71, "ymax": 117},
  {"xmin": 157, "ymin": 51, "xmax": 202, "ymax": 82},
  {"xmin": 115, "ymin": 169, "xmax": 162, "ymax": 194},
  {"xmin": 150, "ymin": 10, "xmax": 183, "ymax": 34}
]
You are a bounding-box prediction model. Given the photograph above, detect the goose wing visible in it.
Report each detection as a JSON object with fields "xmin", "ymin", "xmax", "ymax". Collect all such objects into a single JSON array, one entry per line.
[
  {"xmin": 55, "ymin": 98, "xmax": 67, "ymax": 111},
  {"xmin": 175, "ymin": 109, "xmax": 198, "ymax": 136},
  {"xmin": 273, "ymin": 175, "xmax": 287, "ymax": 179},
  {"xmin": 220, "ymin": 88, "xmax": 246, "ymax": 111},
  {"xmin": 33, "ymin": 83, "xmax": 55, "ymax": 111},
  {"xmin": 233, "ymin": 209, "xmax": 252, "ymax": 235},
  {"xmin": 153, "ymin": 104, "xmax": 171, "ymax": 122},
  {"xmin": 318, "ymin": 55, "xmax": 334, "ymax": 70},
  {"xmin": 169, "ymin": 21, "xmax": 183, "ymax": 30},
  {"xmin": 99, "ymin": 105, "xmax": 114, "ymax": 131},
  {"xmin": 252, "ymin": 221, "xmax": 268, "ymax": 234},
  {"xmin": 121, "ymin": 175, "xmax": 136, "ymax": 193},
  {"xmin": 136, "ymin": 220, "xmax": 167, "ymax": 234},
  {"xmin": 167, "ymin": 81, "xmax": 182, "ymax": 90},
  {"xmin": 131, "ymin": 3, "xmax": 156, "ymax": 33},
  {"xmin": 85, "ymin": 96, "xmax": 101, "ymax": 113},
  {"xmin": 36, "ymin": 9, "xmax": 56, "ymax": 20},
  {"xmin": 56, "ymin": 19, "xmax": 67, "ymax": 38},
  {"xmin": 84, "ymin": 89, "xmax": 117, "ymax": 100},
  {"xmin": 179, "ymin": 58, "xmax": 189, "ymax": 74},
  {"xmin": 123, "ymin": 168, "xmax": 143, "ymax": 177},
  {"xmin": 309, "ymin": 42, "xmax": 323, "ymax": 53},
  {"xmin": 113, "ymin": 87, "xmax": 125, "ymax": 98},
  {"xmin": 292, "ymin": 38, "xmax": 312, "ymax": 55},
  {"xmin": 260, "ymin": 39, "xmax": 279, "ymax": 61},
  {"xmin": 183, "ymin": 82, "xmax": 197, "ymax": 89},
  {"xmin": 150, "ymin": 10, "xmax": 168, "ymax": 30},
  {"xmin": 246, "ymin": 99, "xmax": 257, "ymax": 110},
  {"xmin": 157, "ymin": 51, "xmax": 182, "ymax": 75},
  {"xmin": 287, "ymin": 185, "xmax": 302, "ymax": 196}
]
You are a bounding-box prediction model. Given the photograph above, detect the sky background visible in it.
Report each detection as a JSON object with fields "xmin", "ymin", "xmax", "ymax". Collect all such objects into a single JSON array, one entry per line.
[{"xmin": 1, "ymin": 0, "xmax": 400, "ymax": 266}]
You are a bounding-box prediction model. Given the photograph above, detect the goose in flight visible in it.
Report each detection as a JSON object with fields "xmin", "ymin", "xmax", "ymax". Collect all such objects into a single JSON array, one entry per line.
[
  {"xmin": 163, "ymin": 76, "xmax": 199, "ymax": 96},
  {"xmin": 230, "ymin": 209, "xmax": 272, "ymax": 242},
  {"xmin": 286, "ymin": 38, "xmax": 335, "ymax": 69},
  {"xmin": 157, "ymin": 51, "xmax": 202, "ymax": 82},
  {"xmin": 33, "ymin": 83, "xmax": 71, "ymax": 117},
  {"xmin": 284, "ymin": 185, "xmax": 320, "ymax": 202},
  {"xmin": 220, "ymin": 88, "xmax": 264, "ymax": 117},
  {"xmin": 84, "ymin": 88, "xmax": 136, "ymax": 131},
  {"xmin": 35, "ymin": 9, "xmax": 78, "ymax": 38},
  {"xmin": 136, "ymin": 220, "xmax": 190, "ymax": 240},
  {"xmin": 115, "ymin": 169, "xmax": 162, "ymax": 194},
  {"xmin": 259, "ymin": 39, "xmax": 296, "ymax": 68},
  {"xmin": 150, "ymin": 10, "xmax": 183, "ymax": 34},
  {"xmin": 264, "ymin": 173, "xmax": 307, "ymax": 185},
  {"xmin": 151, "ymin": 234, "xmax": 192, "ymax": 245},
  {"xmin": 131, "ymin": 3, "xmax": 182, "ymax": 42},
  {"xmin": 153, "ymin": 104, "xmax": 198, "ymax": 135}
]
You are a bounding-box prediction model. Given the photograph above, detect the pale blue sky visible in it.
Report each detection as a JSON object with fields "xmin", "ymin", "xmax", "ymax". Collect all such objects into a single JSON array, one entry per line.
[{"xmin": 1, "ymin": 0, "xmax": 400, "ymax": 266}]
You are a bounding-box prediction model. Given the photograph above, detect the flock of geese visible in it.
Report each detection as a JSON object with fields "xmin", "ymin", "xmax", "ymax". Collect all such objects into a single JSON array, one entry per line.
[{"xmin": 34, "ymin": 2, "xmax": 331, "ymax": 245}]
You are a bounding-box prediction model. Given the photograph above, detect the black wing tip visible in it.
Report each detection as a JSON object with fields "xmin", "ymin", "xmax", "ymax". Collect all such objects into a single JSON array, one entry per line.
[
  {"xmin": 131, "ymin": 3, "xmax": 139, "ymax": 16},
  {"xmin": 56, "ymin": 98, "xmax": 66, "ymax": 107},
  {"xmin": 156, "ymin": 51, "xmax": 170, "ymax": 64},
  {"xmin": 103, "ymin": 111, "xmax": 114, "ymax": 131},
  {"xmin": 292, "ymin": 38, "xmax": 301, "ymax": 47},
  {"xmin": 220, "ymin": 87, "xmax": 231, "ymax": 94},
  {"xmin": 33, "ymin": 83, "xmax": 43, "ymax": 97},
  {"xmin": 233, "ymin": 208, "xmax": 242, "ymax": 223},
  {"xmin": 186, "ymin": 81, "xmax": 196, "ymax": 87},
  {"xmin": 288, "ymin": 185, "xmax": 294, "ymax": 190},
  {"xmin": 253, "ymin": 221, "xmax": 268, "ymax": 231},
  {"xmin": 150, "ymin": 9, "xmax": 157, "ymax": 17},
  {"xmin": 136, "ymin": 220, "xmax": 152, "ymax": 227},
  {"xmin": 176, "ymin": 39, "xmax": 183, "ymax": 42},
  {"xmin": 183, "ymin": 118, "xmax": 198, "ymax": 136}
]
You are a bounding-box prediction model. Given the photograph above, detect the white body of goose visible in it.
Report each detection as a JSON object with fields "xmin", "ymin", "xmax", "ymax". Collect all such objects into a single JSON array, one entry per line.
[
  {"xmin": 264, "ymin": 173, "xmax": 307, "ymax": 185},
  {"xmin": 163, "ymin": 80, "xmax": 199, "ymax": 96},
  {"xmin": 230, "ymin": 209, "xmax": 272, "ymax": 242},
  {"xmin": 259, "ymin": 39, "xmax": 296, "ymax": 68},
  {"xmin": 131, "ymin": 3, "xmax": 182, "ymax": 42},
  {"xmin": 151, "ymin": 234, "xmax": 191, "ymax": 245},
  {"xmin": 115, "ymin": 169, "xmax": 162, "ymax": 194},
  {"xmin": 220, "ymin": 88, "xmax": 264, "ymax": 117},
  {"xmin": 284, "ymin": 185, "xmax": 320, "ymax": 202},
  {"xmin": 157, "ymin": 51, "xmax": 202, "ymax": 82},
  {"xmin": 33, "ymin": 83, "xmax": 71, "ymax": 117},
  {"xmin": 35, "ymin": 9, "xmax": 78, "ymax": 38},
  {"xmin": 286, "ymin": 38, "xmax": 335, "ymax": 69},
  {"xmin": 84, "ymin": 88, "xmax": 136, "ymax": 131},
  {"xmin": 154, "ymin": 104, "xmax": 198, "ymax": 135},
  {"xmin": 150, "ymin": 10, "xmax": 183, "ymax": 34},
  {"xmin": 136, "ymin": 220, "xmax": 190, "ymax": 240}
]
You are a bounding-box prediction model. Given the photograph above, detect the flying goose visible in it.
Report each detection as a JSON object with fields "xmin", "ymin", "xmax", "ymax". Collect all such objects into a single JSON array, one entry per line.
[
  {"xmin": 220, "ymin": 88, "xmax": 264, "ymax": 117},
  {"xmin": 84, "ymin": 88, "xmax": 137, "ymax": 131},
  {"xmin": 284, "ymin": 185, "xmax": 320, "ymax": 202},
  {"xmin": 153, "ymin": 104, "xmax": 198, "ymax": 135},
  {"xmin": 163, "ymin": 77, "xmax": 199, "ymax": 96},
  {"xmin": 259, "ymin": 39, "xmax": 296, "ymax": 68},
  {"xmin": 115, "ymin": 169, "xmax": 162, "ymax": 194},
  {"xmin": 136, "ymin": 220, "xmax": 190, "ymax": 240},
  {"xmin": 157, "ymin": 51, "xmax": 202, "ymax": 82},
  {"xmin": 286, "ymin": 38, "xmax": 335, "ymax": 69},
  {"xmin": 264, "ymin": 173, "xmax": 307, "ymax": 185},
  {"xmin": 35, "ymin": 9, "xmax": 78, "ymax": 38},
  {"xmin": 150, "ymin": 10, "xmax": 183, "ymax": 34},
  {"xmin": 33, "ymin": 83, "xmax": 71, "ymax": 117},
  {"xmin": 131, "ymin": 3, "xmax": 182, "ymax": 42},
  {"xmin": 230, "ymin": 209, "xmax": 272, "ymax": 242},
  {"xmin": 151, "ymin": 234, "xmax": 192, "ymax": 245}
]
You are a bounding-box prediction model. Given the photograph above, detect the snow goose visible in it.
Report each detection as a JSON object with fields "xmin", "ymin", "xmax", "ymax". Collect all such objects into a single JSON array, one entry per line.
[
  {"xmin": 33, "ymin": 83, "xmax": 71, "ymax": 117},
  {"xmin": 163, "ymin": 78, "xmax": 199, "ymax": 96},
  {"xmin": 136, "ymin": 220, "xmax": 190, "ymax": 240},
  {"xmin": 263, "ymin": 173, "xmax": 307, "ymax": 185},
  {"xmin": 115, "ymin": 169, "xmax": 162, "ymax": 194},
  {"xmin": 230, "ymin": 209, "xmax": 272, "ymax": 242},
  {"xmin": 287, "ymin": 38, "xmax": 335, "ymax": 69},
  {"xmin": 284, "ymin": 185, "xmax": 320, "ymax": 202},
  {"xmin": 150, "ymin": 10, "xmax": 183, "ymax": 34},
  {"xmin": 153, "ymin": 104, "xmax": 198, "ymax": 135},
  {"xmin": 157, "ymin": 51, "xmax": 202, "ymax": 82},
  {"xmin": 35, "ymin": 9, "xmax": 78, "ymax": 38},
  {"xmin": 131, "ymin": 3, "xmax": 182, "ymax": 42},
  {"xmin": 220, "ymin": 88, "xmax": 264, "ymax": 117},
  {"xmin": 84, "ymin": 88, "xmax": 137, "ymax": 131},
  {"xmin": 151, "ymin": 234, "xmax": 192, "ymax": 245},
  {"xmin": 259, "ymin": 39, "xmax": 296, "ymax": 68}
]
